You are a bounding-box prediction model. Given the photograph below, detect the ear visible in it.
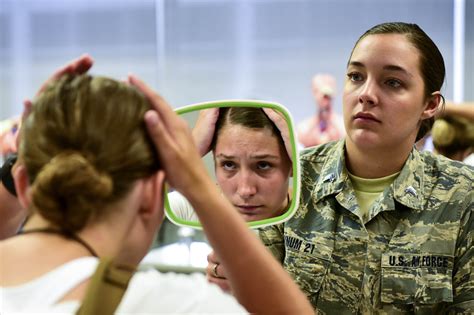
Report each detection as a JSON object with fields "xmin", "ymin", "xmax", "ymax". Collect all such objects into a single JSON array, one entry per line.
[
  {"xmin": 139, "ymin": 170, "xmax": 166, "ymax": 223},
  {"xmin": 421, "ymin": 91, "xmax": 442, "ymax": 120},
  {"xmin": 13, "ymin": 163, "xmax": 31, "ymax": 210}
]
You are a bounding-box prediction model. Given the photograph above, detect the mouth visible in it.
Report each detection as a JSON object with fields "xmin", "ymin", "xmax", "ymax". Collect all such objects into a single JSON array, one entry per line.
[
  {"xmin": 235, "ymin": 205, "xmax": 263, "ymax": 214},
  {"xmin": 353, "ymin": 112, "xmax": 381, "ymax": 123}
]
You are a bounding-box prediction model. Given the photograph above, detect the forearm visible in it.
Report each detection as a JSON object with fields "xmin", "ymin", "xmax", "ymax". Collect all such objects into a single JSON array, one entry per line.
[
  {"xmin": 442, "ymin": 102, "xmax": 474, "ymax": 120},
  {"xmin": 188, "ymin": 180, "xmax": 312, "ymax": 314}
]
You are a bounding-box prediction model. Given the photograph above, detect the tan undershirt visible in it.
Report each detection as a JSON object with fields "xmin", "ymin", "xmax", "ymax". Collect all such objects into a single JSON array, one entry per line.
[{"xmin": 348, "ymin": 171, "xmax": 400, "ymax": 221}]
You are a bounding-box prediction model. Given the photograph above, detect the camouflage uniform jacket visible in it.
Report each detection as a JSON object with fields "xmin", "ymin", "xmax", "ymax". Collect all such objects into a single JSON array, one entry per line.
[{"xmin": 259, "ymin": 140, "xmax": 473, "ymax": 314}]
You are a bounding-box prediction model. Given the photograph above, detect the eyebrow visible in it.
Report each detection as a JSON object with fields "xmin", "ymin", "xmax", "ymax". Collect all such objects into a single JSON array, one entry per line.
[
  {"xmin": 215, "ymin": 153, "xmax": 280, "ymax": 160},
  {"xmin": 348, "ymin": 61, "xmax": 413, "ymax": 77}
]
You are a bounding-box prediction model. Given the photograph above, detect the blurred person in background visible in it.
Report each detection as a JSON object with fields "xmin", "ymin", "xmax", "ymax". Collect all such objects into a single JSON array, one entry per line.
[
  {"xmin": 0, "ymin": 113, "xmax": 24, "ymax": 240},
  {"xmin": 416, "ymin": 101, "xmax": 474, "ymax": 153},
  {"xmin": 432, "ymin": 102, "xmax": 474, "ymax": 165},
  {"xmin": 442, "ymin": 101, "xmax": 474, "ymax": 120},
  {"xmin": 0, "ymin": 117, "xmax": 20, "ymax": 162},
  {"xmin": 297, "ymin": 73, "xmax": 345, "ymax": 147}
]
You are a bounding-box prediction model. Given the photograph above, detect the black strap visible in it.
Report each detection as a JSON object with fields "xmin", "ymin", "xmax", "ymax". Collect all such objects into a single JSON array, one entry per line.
[
  {"xmin": 19, "ymin": 228, "xmax": 98, "ymax": 257},
  {"xmin": 1, "ymin": 153, "xmax": 17, "ymax": 196}
]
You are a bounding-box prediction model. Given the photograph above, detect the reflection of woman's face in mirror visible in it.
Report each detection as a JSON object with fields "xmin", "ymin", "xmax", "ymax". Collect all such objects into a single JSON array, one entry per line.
[{"xmin": 213, "ymin": 108, "xmax": 292, "ymax": 222}]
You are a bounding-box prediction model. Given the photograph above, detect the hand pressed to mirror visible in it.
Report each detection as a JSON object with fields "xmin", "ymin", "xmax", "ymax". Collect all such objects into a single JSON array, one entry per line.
[{"xmin": 165, "ymin": 100, "xmax": 300, "ymax": 229}]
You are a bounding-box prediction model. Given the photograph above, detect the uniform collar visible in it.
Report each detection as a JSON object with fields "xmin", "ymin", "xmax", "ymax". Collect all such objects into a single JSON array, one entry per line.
[
  {"xmin": 313, "ymin": 142, "xmax": 424, "ymax": 211},
  {"xmin": 391, "ymin": 147, "xmax": 424, "ymax": 210},
  {"xmin": 313, "ymin": 141, "xmax": 348, "ymax": 202}
]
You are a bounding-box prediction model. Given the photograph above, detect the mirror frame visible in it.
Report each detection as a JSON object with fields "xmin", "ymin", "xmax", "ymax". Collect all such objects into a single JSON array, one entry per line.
[{"xmin": 164, "ymin": 99, "xmax": 300, "ymax": 229}]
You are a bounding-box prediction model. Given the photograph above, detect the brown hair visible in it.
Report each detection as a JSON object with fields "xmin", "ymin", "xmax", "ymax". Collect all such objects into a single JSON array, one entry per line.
[
  {"xmin": 432, "ymin": 114, "xmax": 474, "ymax": 159},
  {"xmin": 350, "ymin": 22, "xmax": 446, "ymax": 141},
  {"xmin": 211, "ymin": 107, "xmax": 284, "ymax": 150},
  {"xmin": 19, "ymin": 75, "xmax": 160, "ymax": 232}
]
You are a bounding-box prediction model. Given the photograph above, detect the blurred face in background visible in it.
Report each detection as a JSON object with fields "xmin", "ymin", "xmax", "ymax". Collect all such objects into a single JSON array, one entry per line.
[{"xmin": 312, "ymin": 74, "xmax": 337, "ymax": 115}]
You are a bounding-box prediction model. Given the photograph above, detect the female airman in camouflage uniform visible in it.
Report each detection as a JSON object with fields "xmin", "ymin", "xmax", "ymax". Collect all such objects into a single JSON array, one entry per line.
[
  {"xmin": 209, "ymin": 22, "xmax": 473, "ymax": 314},
  {"xmin": 259, "ymin": 22, "xmax": 473, "ymax": 314}
]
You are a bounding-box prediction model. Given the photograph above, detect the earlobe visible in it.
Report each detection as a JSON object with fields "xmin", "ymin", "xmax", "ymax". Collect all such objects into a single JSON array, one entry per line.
[
  {"xmin": 140, "ymin": 171, "xmax": 166, "ymax": 221},
  {"xmin": 154, "ymin": 171, "xmax": 166, "ymax": 218},
  {"xmin": 421, "ymin": 91, "xmax": 443, "ymax": 119}
]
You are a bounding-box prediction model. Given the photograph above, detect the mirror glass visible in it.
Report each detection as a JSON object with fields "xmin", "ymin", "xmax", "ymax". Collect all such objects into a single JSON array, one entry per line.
[{"xmin": 165, "ymin": 100, "xmax": 300, "ymax": 229}]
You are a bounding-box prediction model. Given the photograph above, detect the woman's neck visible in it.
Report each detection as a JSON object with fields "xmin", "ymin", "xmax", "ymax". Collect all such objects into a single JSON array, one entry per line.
[
  {"xmin": 22, "ymin": 214, "xmax": 124, "ymax": 259},
  {"xmin": 344, "ymin": 140, "xmax": 413, "ymax": 178}
]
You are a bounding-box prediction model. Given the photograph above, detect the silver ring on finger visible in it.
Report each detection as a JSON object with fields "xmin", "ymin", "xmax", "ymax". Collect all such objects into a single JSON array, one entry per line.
[{"xmin": 212, "ymin": 263, "xmax": 220, "ymax": 278}]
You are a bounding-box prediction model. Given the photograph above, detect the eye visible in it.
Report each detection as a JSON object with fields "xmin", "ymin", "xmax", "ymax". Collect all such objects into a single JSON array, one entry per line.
[
  {"xmin": 256, "ymin": 161, "xmax": 272, "ymax": 171},
  {"xmin": 220, "ymin": 161, "xmax": 237, "ymax": 171},
  {"xmin": 386, "ymin": 78, "xmax": 402, "ymax": 88},
  {"xmin": 347, "ymin": 72, "xmax": 363, "ymax": 82}
]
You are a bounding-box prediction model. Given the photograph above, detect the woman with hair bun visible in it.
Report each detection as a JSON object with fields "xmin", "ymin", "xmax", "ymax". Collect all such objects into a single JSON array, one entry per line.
[
  {"xmin": 0, "ymin": 58, "xmax": 312, "ymax": 314},
  {"xmin": 432, "ymin": 113, "xmax": 474, "ymax": 165}
]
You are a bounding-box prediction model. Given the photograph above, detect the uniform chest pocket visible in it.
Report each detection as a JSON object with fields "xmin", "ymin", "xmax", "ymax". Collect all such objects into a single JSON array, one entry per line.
[
  {"xmin": 284, "ymin": 246, "xmax": 332, "ymax": 295},
  {"xmin": 380, "ymin": 253, "xmax": 454, "ymax": 305}
]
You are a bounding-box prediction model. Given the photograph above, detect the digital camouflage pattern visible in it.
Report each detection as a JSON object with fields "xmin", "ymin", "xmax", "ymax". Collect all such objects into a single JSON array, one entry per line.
[{"xmin": 259, "ymin": 140, "xmax": 473, "ymax": 314}]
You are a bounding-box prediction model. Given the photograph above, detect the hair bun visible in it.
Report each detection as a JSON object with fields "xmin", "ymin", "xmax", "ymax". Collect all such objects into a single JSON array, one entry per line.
[
  {"xmin": 31, "ymin": 151, "xmax": 113, "ymax": 231},
  {"xmin": 432, "ymin": 119, "xmax": 455, "ymax": 146}
]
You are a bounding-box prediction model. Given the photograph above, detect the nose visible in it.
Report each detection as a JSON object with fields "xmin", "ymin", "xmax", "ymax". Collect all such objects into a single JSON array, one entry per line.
[
  {"xmin": 358, "ymin": 78, "xmax": 378, "ymax": 106},
  {"xmin": 319, "ymin": 98, "xmax": 332, "ymax": 110},
  {"xmin": 236, "ymin": 172, "xmax": 257, "ymax": 200}
]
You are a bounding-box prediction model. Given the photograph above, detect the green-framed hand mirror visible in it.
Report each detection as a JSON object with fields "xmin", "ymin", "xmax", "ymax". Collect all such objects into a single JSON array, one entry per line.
[{"xmin": 165, "ymin": 100, "xmax": 300, "ymax": 229}]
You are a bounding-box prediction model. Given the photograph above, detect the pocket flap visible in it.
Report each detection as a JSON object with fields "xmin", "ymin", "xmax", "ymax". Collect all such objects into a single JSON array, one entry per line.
[
  {"xmin": 381, "ymin": 253, "xmax": 454, "ymax": 304},
  {"xmin": 284, "ymin": 245, "xmax": 332, "ymax": 294}
]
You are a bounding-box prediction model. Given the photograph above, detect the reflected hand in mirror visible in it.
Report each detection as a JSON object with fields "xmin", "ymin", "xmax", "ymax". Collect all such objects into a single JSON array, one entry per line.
[{"xmin": 166, "ymin": 100, "xmax": 300, "ymax": 228}]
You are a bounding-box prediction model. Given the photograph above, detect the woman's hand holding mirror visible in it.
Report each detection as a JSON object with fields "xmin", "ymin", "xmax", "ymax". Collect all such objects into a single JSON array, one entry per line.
[
  {"xmin": 192, "ymin": 108, "xmax": 220, "ymax": 157},
  {"xmin": 206, "ymin": 251, "xmax": 232, "ymax": 293}
]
